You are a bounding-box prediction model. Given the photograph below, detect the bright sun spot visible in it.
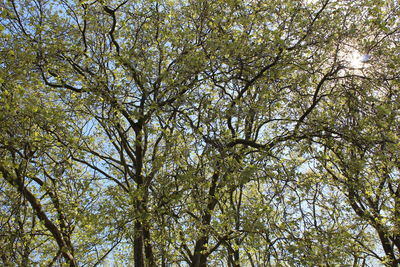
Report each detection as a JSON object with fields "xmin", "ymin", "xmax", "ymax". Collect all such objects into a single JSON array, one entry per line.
[
  {"xmin": 347, "ymin": 50, "xmax": 370, "ymax": 69},
  {"xmin": 348, "ymin": 51, "xmax": 363, "ymax": 68}
]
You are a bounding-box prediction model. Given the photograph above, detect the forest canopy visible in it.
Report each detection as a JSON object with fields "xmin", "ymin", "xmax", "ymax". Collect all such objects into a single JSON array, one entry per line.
[{"xmin": 0, "ymin": 0, "xmax": 399, "ymax": 266}]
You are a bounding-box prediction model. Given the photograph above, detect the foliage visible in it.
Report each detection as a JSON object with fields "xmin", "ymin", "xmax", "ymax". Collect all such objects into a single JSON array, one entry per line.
[{"xmin": 0, "ymin": 0, "xmax": 399, "ymax": 266}]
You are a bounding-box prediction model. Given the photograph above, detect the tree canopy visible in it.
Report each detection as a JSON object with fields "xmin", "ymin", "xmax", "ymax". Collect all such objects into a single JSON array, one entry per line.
[{"xmin": 0, "ymin": 0, "xmax": 399, "ymax": 266}]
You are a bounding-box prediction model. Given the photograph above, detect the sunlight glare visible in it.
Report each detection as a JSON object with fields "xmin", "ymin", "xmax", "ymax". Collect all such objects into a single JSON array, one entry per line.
[
  {"xmin": 347, "ymin": 50, "xmax": 370, "ymax": 69},
  {"xmin": 349, "ymin": 51, "xmax": 363, "ymax": 68}
]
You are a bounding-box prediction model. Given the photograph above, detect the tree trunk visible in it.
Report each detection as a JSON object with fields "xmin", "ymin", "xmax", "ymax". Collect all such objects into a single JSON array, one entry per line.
[
  {"xmin": 133, "ymin": 193, "xmax": 155, "ymax": 267},
  {"xmin": 134, "ymin": 220, "xmax": 145, "ymax": 267},
  {"xmin": 191, "ymin": 173, "xmax": 219, "ymax": 267},
  {"xmin": 192, "ymin": 236, "xmax": 209, "ymax": 267}
]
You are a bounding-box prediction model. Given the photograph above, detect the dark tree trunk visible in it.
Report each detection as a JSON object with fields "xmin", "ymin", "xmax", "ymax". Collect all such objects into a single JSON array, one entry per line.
[
  {"xmin": 192, "ymin": 236, "xmax": 209, "ymax": 267},
  {"xmin": 191, "ymin": 173, "xmax": 219, "ymax": 267}
]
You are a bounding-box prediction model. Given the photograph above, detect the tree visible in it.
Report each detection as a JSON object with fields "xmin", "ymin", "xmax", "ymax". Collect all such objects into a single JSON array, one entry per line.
[
  {"xmin": 0, "ymin": 12, "xmax": 112, "ymax": 265},
  {"xmin": 1, "ymin": 0, "xmax": 399, "ymax": 266},
  {"xmin": 299, "ymin": 2, "xmax": 400, "ymax": 265},
  {"xmin": 0, "ymin": 35, "xmax": 79, "ymax": 265}
]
